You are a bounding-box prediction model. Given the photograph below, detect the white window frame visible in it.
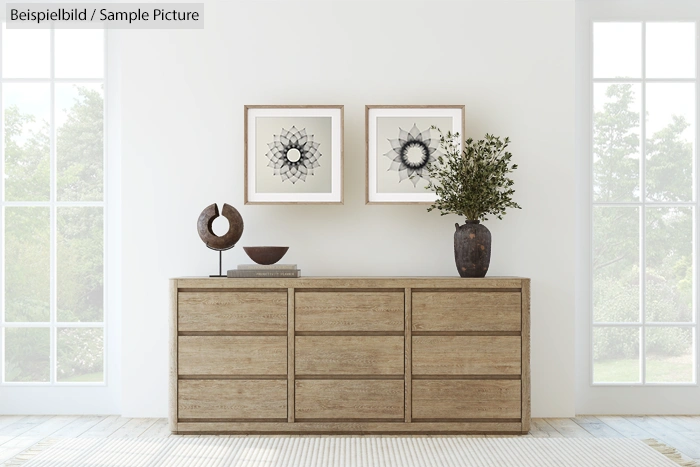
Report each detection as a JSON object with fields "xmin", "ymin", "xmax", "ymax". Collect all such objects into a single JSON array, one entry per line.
[
  {"xmin": 590, "ymin": 20, "xmax": 698, "ymax": 387},
  {"xmin": 0, "ymin": 24, "xmax": 121, "ymax": 414},
  {"xmin": 577, "ymin": 0, "xmax": 700, "ymax": 415}
]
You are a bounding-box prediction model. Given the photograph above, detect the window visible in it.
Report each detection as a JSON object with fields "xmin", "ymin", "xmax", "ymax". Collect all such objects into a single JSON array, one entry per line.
[
  {"xmin": 1, "ymin": 26, "xmax": 106, "ymax": 385},
  {"xmin": 591, "ymin": 22, "xmax": 697, "ymax": 385}
]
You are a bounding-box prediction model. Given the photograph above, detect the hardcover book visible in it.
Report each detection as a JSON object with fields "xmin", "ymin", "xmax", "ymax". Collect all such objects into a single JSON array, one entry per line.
[
  {"xmin": 237, "ymin": 264, "xmax": 298, "ymax": 270},
  {"xmin": 227, "ymin": 269, "xmax": 301, "ymax": 278}
]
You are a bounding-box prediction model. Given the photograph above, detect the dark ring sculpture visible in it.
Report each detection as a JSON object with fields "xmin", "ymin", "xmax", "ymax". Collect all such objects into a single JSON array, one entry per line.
[{"xmin": 197, "ymin": 203, "xmax": 244, "ymax": 251}]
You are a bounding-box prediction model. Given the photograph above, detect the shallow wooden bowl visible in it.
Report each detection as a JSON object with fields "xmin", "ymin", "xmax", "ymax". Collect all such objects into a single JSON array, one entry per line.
[{"xmin": 243, "ymin": 246, "xmax": 289, "ymax": 265}]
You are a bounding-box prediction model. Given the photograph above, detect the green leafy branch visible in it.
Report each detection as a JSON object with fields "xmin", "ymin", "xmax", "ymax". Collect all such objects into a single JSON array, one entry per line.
[{"xmin": 425, "ymin": 128, "xmax": 521, "ymax": 222}]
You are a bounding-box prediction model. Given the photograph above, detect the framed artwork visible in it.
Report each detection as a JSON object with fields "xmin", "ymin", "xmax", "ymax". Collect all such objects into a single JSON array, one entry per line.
[
  {"xmin": 244, "ymin": 105, "xmax": 344, "ymax": 204},
  {"xmin": 365, "ymin": 105, "xmax": 465, "ymax": 204}
]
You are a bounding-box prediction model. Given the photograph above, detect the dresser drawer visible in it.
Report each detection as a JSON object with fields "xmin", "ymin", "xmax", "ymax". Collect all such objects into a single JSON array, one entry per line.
[
  {"xmin": 413, "ymin": 336, "xmax": 521, "ymax": 375},
  {"xmin": 412, "ymin": 380, "xmax": 521, "ymax": 419},
  {"xmin": 296, "ymin": 336, "xmax": 404, "ymax": 375},
  {"xmin": 178, "ymin": 380, "xmax": 287, "ymax": 419},
  {"xmin": 178, "ymin": 291, "xmax": 287, "ymax": 332},
  {"xmin": 295, "ymin": 380, "xmax": 403, "ymax": 420},
  {"xmin": 296, "ymin": 291, "xmax": 404, "ymax": 332},
  {"xmin": 178, "ymin": 336, "xmax": 286, "ymax": 375},
  {"xmin": 412, "ymin": 291, "xmax": 521, "ymax": 332}
]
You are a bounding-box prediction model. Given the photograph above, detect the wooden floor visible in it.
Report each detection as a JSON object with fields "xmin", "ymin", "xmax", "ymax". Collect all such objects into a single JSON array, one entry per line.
[{"xmin": 0, "ymin": 416, "xmax": 699, "ymax": 464}]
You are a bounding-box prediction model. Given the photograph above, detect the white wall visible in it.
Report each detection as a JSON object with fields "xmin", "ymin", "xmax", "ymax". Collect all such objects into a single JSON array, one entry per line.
[{"xmin": 120, "ymin": 0, "xmax": 575, "ymax": 417}]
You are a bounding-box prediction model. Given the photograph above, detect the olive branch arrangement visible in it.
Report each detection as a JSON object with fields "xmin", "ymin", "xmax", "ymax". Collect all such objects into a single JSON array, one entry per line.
[{"xmin": 424, "ymin": 127, "xmax": 522, "ymax": 222}]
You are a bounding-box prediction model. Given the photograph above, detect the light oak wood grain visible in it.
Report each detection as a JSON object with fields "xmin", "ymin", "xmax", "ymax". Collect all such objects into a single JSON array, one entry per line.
[
  {"xmin": 287, "ymin": 288, "xmax": 295, "ymax": 423},
  {"xmin": 169, "ymin": 280, "xmax": 178, "ymax": 432},
  {"xmin": 178, "ymin": 291, "xmax": 287, "ymax": 332},
  {"xmin": 412, "ymin": 380, "xmax": 521, "ymax": 419},
  {"xmin": 174, "ymin": 277, "xmax": 526, "ymax": 290},
  {"xmin": 296, "ymin": 336, "xmax": 404, "ymax": 375},
  {"xmin": 178, "ymin": 336, "xmax": 286, "ymax": 375},
  {"xmin": 295, "ymin": 292, "xmax": 404, "ymax": 331},
  {"xmin": 170, "ymin": 276, "xmax": 531, "ymax": 435},
  {"xmin": 413, "ymin": 336, "xmax": 521, "ymax": 375},
  {"xmin": 412, "ymin": 291, "xmax": 521, "ymax": 331},
  {"xmin": 404, "ymin": 287, "xmax": 412, "ymax": 423},
  {"xmin": 175, "ymin": 421, "xmax": 522, "ymax": 434},
  {"xmin": 521, "ymin": 278, "xmax": 531, "ymax": 432},
  {"xmin": 178, "ymin": 380, "xmax": 287, "ymax": 419},
  {"xmin": 295, "ymin": 380, "xmax": 404, "ymax": 419}
]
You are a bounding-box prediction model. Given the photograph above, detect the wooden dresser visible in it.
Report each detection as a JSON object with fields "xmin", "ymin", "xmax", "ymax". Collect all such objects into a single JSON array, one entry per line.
[{"xmin": 170, "ymin": 277, "xmax": 530, "ymax": 434}]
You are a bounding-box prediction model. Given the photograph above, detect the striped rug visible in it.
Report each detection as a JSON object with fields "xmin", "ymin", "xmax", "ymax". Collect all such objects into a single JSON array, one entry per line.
[{"xmin": 5, "ymin": 436, "xmax": 698, "ymax": 467}]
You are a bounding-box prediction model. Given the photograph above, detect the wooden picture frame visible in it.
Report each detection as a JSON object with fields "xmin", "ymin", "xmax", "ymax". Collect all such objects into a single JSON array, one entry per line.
[
  {"xmin": 244, "ymin": 105, "xmax": 344, "ymax": 204},
  {"xmin": 365, "ymin": 105, "xmax": 465, "ymax": 204}
]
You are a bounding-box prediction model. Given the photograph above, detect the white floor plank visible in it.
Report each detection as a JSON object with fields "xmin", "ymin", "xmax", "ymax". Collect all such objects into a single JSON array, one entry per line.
[
  {"xmin": 108, "ymin": 418, "xmax": 158, "ymax": 438},
  {"xmin": 140, "ymin": 419, "xmax": 172, "ymax": 438},
  {"xmin": 79, "ymin": 415, "xmax": 130, "ymax": 438},
  {"xmin": 52, "ymin": 416, "xmax": 107, "ymax": 438},
  {"xmin": 0, "ymin": 416, "xmax": 77, "ymax": 462},
  {"xmin": 0, "ymin": 416, "xmax": 698, "ymax": 465}
]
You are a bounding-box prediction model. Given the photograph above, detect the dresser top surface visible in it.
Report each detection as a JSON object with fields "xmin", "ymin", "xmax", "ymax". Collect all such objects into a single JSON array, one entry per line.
[{"xmin": 172, "ymin": 276, "xmax": 530, "ymax": 289}]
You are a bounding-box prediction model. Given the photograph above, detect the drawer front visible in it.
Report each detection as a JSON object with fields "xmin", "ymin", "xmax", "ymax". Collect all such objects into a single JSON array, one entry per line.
[
  {"xmin": 413, "ymin": 336, "xmax": 521, "ymax": 375},
  {"xmin": 412, "ymin": 291, "xmax": 521, "ymax": 332},
  {"xmin": 178, "ymin": 380, "xmax": 287, "ymax": 419},
  {"xmin": 295, "ymin": 380, "xmax": 404, "ymax": 419},
  {"xmin": 178, "ymin": 336, "xmax": 286, "ymax": 375},
  {"xmin": 296, "ymin": 336, "xmax": 404, "ymax": 375},
  {"xmin": 412, "ymin": 380, "xmax": 521, "ymax": 419},
  {"xmin": 178, "ymin": 291, "xmax": 287, "ymax": 332},
  {"xmin": 295, "ymin": 292, "xmax": 404, "ymax": 331}
]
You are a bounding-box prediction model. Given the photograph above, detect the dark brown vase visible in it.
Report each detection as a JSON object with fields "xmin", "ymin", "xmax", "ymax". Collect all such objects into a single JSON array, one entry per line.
[{"xmin": 454, "ymin": 221, "xmax": 491, "ymax": 278}]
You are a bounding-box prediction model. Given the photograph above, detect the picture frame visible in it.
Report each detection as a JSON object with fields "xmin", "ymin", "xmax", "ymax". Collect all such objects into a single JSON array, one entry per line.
[
  {"xmin": 244, "ymin": 105, "xmax": 344, "ymax": 204},
  {"xmin": 365, "ymin": 105, "xmax": 465, "ymax": 204}
]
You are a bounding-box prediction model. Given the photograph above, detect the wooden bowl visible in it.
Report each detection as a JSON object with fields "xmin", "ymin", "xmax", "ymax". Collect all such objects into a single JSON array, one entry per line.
[{"xmin": 243, "ymin": 246, "xmax": 289, "ymax": 265}]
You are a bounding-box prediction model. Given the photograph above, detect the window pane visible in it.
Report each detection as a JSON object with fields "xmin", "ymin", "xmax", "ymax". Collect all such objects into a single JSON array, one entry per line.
[
  {"xmin": 594, "ymin": 83, "xmax": 641, "ymax": 202},
  {"xmin": 55, "ymin": 30, "xmax": 104, "ymax": 79},
  {"xmin": 593, "ymin": 327, "xmax": 640, "ymax": 383},
  {"xmin": 646, "ymin": 23, "xmax": 695, "ymax": 79},
  {"xmin": 594, "ymin": 23, "xmax": 642, "ymax": 79},
  {"xmin": 3, "ymin": 84, "xmax": 51, "ymax": 202},
  {"xmin": 57, "ymin": 207, "xmax": 104, "ymax": 322},
  {"xmin": 56, "ymin": 84, "xmax": 104, "ymax": 202},
  {"xmin": 646, "ymin": 83, "xmax": 695, "ymax": 202},
  {"xmin": 1, "ymin": 25, "xmax": 50, "ymax": 78},
  {"xmin": 4, "ymin": 207, "xmax": 50, "ymax": 322},
  {"xmin": 593, "ymin": 207, "xmax": 640, "ymax": 323},
  {"xmin": 646, "ymin": 327, "xmax": 694, "ymax": 383},
  {"xmin": 4, "ymin": 327, "xmax": 50, "ymax": 382},
  {"xmin": 646, "ymin": 207, "xmax": 693, "ymax": 323},
  {"xmin": 57, "ymin": 327, "xmax": 103, "ymax": 382}
]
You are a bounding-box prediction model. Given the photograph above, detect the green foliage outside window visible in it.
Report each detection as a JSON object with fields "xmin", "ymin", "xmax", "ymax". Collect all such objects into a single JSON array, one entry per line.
[
  {"xmin": 4, "ymin": 86, "xmax": 104, "ymax": 382},
  {"xmin": 593, "ymin": 84, "xmax": 693, "ymax": 365}
]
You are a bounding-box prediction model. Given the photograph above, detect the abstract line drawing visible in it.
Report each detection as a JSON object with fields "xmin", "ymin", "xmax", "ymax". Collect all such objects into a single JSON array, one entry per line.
[
  {"xmin": 265, "ymin": 126, "xmax": 322, "ymax": 184},
  {"xmin": 383, "ymin": 123, "xmax": 442, "ymax": 186}
]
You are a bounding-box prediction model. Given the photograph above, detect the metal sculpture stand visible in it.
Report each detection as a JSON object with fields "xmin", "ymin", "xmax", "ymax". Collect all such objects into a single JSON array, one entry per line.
[{"xmin": 208, "ymin": 246, "xmax": 234, "ymax": 278}]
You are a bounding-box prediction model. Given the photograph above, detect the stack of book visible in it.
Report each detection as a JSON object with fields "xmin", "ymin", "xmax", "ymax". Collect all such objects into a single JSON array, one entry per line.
[{"xmin": 227, "ymin": 264, "xmax": 301, "ymax": 278}]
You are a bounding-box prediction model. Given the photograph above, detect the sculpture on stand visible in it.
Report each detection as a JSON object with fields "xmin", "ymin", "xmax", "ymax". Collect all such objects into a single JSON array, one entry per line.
[{"xmin": 197, "ymin": 203, "xmax": 244, "ymax": 277}]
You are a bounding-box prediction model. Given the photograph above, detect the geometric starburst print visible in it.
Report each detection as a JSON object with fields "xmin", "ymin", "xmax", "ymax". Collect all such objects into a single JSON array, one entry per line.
[
  {"xmin": 265, "ymin": 126, "xmax": 322, "ymax": 184},
  {"xmin": 383, "ymin": 123, "xmax": 442, "ymax": 186}
]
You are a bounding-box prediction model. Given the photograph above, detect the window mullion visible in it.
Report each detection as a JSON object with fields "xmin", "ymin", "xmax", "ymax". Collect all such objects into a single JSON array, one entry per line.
[
  {"xmin": 0, "ymin": 20, "xmax": 5, "ymax": 384},
  {"xmin": 695, "ymin": 19, "xmax": 700, "ymax": 385},
  {"xmin": 49, "ymin": 27, "xmax": 56, "ymax": 386},
  {"xmin": 640, "ymin": 21, "xmax": 647, "ymax": 385}
]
